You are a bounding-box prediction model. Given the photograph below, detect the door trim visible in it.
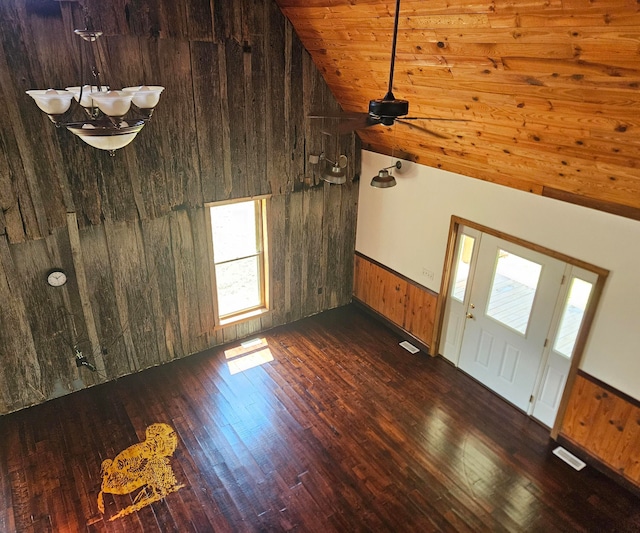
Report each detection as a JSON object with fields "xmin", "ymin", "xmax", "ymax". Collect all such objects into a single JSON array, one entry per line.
[{"xmin": 433, "ymin": 216, "xmax": 609, "ymax": 438}]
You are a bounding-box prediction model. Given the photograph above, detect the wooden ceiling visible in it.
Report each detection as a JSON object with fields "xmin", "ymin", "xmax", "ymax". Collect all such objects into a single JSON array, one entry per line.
[{"xmin": 276, "ymin": 0, "xmax": 640, "ymax": 215}]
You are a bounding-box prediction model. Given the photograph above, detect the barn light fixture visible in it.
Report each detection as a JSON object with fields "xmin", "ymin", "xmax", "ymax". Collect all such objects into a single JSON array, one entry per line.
[
  {"xmin": 371, "ymin": 161, "xmax": 401, "ymax": 188},
  {"xmin": 321, "ymin": 154, "xmax": 348, "ymax": 184},
  {"xmin": 26, "ymin": 29, "xmax": 164, "ymax": 156},
  {"xmin": 309, "ymin": 153, "xmax": 348, "ymax": 184}
]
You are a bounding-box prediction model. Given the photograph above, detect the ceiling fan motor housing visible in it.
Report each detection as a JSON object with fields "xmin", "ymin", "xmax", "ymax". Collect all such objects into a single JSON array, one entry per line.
[{"xmin": 369, "ymin": 98, "xmax": 409, "ymax": 122}]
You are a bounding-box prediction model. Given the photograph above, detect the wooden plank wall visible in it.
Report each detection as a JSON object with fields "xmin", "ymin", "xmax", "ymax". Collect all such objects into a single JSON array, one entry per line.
[
  {"xmin": 560, "ymin": 372, "xmax": 640, "ymax": 489},
  {"xmin": 0, "ymin": 0, "xmax": 360, "ymax": 414},
  {"xmin": 353, "ymin": 253, "xmax": 437, "ymax": 350}
]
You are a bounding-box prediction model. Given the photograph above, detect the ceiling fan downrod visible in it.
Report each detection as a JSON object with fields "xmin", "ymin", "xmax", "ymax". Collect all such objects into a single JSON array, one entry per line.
[
  {"xmin": 369, "ymin": 0, "xmax": 409, "ymax": 123},
  {"xmin": 386, "ymin": 0, "xmax": 401, "ymax": 101}
]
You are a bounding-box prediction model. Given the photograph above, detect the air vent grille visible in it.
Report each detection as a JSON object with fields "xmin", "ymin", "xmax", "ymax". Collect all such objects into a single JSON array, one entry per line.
[
  {"xmin": 553, "ymin": 446, "xmax": 586, "ymax": 471},
  {"xmin": 399, "ymin": 341, "xmax": 419, "ymax": 354}
]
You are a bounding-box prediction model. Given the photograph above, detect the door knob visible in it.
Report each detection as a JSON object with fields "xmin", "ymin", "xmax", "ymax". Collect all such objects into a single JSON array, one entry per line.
[{"xmin": 466, "ymin": 313, "xmax": 474, "ymax": 319}]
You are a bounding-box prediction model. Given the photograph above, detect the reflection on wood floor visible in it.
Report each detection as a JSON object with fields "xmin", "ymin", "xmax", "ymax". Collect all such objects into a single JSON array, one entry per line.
[{"xmin": 0, "ymin": 305, "xmax": 638, "ymax": 532}]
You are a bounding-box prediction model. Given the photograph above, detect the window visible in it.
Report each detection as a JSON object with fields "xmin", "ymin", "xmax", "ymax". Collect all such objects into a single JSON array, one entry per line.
[
  {"xmin": 552, "ymin": 277, "xmax": 593, "ymax": 358},
  {"xmin": 209, "ymin": 198, "xmax": 268, "ymax": 323},
  {"xmin": 486, "ymin": 249, "xmax": 542, "ymax": 335},
  {"xmin": 451, "ymin": 233, "xmax": 475, "ymax": 302}
]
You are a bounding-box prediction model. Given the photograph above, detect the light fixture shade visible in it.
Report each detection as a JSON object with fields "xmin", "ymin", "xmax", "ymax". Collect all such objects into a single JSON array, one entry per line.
[
  {"xmin": 26, "ymin": 89, "xmax": 74, "ymax": 115},
  {"xmin": 66, "ymin": 120, "xmax": 145, "ymax": 152},
  {"xmin": 123, "ymin": 85, "xmax": 165, "ymax": 109},
  {"xmin": 65, "ymin": 85, "xmax": 109, "ymax": 108},
  {"xmin": 322, "ymin": 163, "xmax": 347, "ymax": 184},
  {"xmin": 91, "ymin": 91, "xmax": 134, "ymax": 117},
  {"xmin": 371, "ymin": 168, "xmax": 397, "ymax": 188}
]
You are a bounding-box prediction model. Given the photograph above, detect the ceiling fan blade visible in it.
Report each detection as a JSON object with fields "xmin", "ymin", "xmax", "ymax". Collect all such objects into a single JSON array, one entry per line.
[
  {"xmin": 338, "ymin": 115, "xmax": 382, "ymax": 134},
  {"xmin": 396, "ymin": 119, "xmax": 450, "ymax": 139},
  {"xmin": 401, "ymin": 117, "xmax": 469, "ymax": 122},
  {"xmin": 307, "ymin": 112, "xmax": 368, "ymax": 120}
]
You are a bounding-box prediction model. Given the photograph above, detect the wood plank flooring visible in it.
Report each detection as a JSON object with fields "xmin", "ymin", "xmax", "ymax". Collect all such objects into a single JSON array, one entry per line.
[{"xmin": 0, "ymin": 305, "xmax": 638, "ymax": 532}]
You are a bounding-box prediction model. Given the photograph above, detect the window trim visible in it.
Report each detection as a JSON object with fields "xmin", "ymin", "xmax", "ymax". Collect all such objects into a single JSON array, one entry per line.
[{"xmin": 206, "ymin": 195, "xmax": 270, "ymax": 326}]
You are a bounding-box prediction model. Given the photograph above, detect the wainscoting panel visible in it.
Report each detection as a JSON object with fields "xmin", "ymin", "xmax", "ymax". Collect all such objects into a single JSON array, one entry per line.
[
  {"xmin": 353, "ymin": 253, "xmax": 437, "ymax": 350},
  {"xmin": 560, "ymin": 372, "xmax": 640, "ymax": 489}
]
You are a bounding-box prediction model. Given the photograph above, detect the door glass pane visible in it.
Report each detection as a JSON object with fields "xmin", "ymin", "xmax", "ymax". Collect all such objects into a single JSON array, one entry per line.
[
  {"xmin": 215, "ymin": 256, "xmax": 261, "ymax": 317},
  {"xmin": 553, "ymin": 277, "xmax": 593, "ymax": 358},
  {"xmin": 486, "ymin": 249, "xmax": 542, "ymax": 334},
  {"xmin": 451, "ymin": 234, "xmax": 475, "ymax": 302}
]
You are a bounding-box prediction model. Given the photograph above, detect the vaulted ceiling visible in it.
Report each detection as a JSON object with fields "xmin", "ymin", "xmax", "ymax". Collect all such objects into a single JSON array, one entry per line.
[{"xmin": 276, "ymin": 0, "xmax": 640, "ymax": 215}]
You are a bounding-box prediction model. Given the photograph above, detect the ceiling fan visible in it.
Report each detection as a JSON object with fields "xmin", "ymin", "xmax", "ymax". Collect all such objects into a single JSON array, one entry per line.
[{"xmin": 309, "ymin": 0, "xmax": 465, "ymax": 139}]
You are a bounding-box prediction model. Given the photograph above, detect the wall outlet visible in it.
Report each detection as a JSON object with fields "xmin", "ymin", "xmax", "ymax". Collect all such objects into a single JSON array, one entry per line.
[{"xmin": 422, "ymin": 268, "xmax": 435, "ymax": 281}]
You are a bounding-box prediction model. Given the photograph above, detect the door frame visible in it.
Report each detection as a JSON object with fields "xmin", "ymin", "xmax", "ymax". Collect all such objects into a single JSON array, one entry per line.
[{"xmin": 432, "ymin": 216, "xmax": 609, "ymax": 438}]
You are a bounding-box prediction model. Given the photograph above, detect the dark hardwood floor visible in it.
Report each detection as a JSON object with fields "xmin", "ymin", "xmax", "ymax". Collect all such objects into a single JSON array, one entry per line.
[{"xmin": 0, "ymin": 305, "xmax": 638, "ymax": 532}]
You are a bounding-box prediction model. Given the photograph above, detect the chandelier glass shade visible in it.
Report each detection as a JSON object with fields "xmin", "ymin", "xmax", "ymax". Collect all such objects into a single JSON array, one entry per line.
[{"xmin": 26, "ymin": 29, "xmax": 164, "ymax": 156}]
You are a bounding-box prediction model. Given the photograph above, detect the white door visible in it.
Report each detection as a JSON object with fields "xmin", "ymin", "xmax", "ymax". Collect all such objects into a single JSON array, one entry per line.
[
  {"xmin": 441, "ymin": 227, "xmax": 480, "ymax": 365},
  {"xmin": 458, "ymin": 235, "xmax": 566, "ymax": 411},
  {"xmin": 531, "ymin": 267, "xmax": 597, "ymax": 426}
]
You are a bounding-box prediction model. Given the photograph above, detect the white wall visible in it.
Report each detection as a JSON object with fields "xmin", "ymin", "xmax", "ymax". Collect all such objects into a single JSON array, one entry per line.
[{"xmin": 356, "ymin": 150, "xmax": 640, "ymax": 400}]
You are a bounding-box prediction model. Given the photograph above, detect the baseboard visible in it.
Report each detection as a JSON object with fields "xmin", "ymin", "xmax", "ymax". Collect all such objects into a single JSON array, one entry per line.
[
  {"xmin": 352, "ymin": 298, "xmax": 431, "ymax": 355},
  {"xmin": 556, "ymin": 435, "xmax": 640, "ymax": 498}
]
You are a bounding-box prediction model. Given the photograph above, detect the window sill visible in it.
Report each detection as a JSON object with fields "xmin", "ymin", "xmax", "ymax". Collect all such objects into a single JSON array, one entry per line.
[{"xmin": 217, "ymin": 307, "xmax": 270, "ymax": 328}]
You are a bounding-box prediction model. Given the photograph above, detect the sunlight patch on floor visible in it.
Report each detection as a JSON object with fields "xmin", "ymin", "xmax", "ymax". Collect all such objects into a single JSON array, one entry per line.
[{"xmin": 225, "ymin": 338, "xmax": 274, "ymax": 375}]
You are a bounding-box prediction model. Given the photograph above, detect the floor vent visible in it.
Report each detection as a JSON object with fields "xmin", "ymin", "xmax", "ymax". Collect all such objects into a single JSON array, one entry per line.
[
  {"xmin": 553, "ymin": 446, "xmax": 586, "ymax": 471},
  {"xmin": 399, "ymin": 341, "xmax": 420, "ymax": 354}
]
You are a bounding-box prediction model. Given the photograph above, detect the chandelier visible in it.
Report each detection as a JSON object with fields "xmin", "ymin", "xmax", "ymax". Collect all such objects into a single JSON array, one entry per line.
[{"xmin": 26, "ymin": 29, "xmax": 164, "ymax": 156}]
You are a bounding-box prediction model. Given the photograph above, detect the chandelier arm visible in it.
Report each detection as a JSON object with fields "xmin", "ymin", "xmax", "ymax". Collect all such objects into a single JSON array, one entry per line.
[
  {"xmin": 50, "ymin": 106, "xmax": 80, "ymax": 127},
  {"xmin": 131, "ymin": 103, "xmax": 155, "ymax": 120}
]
